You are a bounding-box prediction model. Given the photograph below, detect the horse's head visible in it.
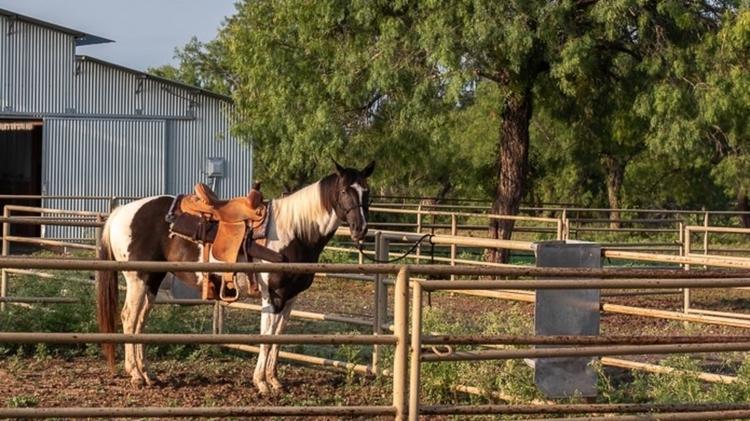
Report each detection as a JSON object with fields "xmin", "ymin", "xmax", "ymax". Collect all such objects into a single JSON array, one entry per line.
[{"xmin": 332, "ymin": 160, "xmax": 375, "ymax": 243}]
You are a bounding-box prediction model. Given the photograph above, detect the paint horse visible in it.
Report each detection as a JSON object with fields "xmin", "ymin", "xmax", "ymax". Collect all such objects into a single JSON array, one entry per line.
[{"xmin": 96, "ymin": 161, "xmax": 374, "ymax": 392}]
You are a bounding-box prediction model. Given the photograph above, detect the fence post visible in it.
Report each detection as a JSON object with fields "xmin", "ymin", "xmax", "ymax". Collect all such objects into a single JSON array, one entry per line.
[
  {"xmin": 561, "ymin": 207, "xmax": 569, "ymax": 240},
  {"xmin": 372, "ymin": 232, "xmax": 389, "ymax": 374},
  {"xmin": 408, "ymin": 278, "xmax": 423, "ymax": 421},
  {"xmin": 94, "ymin": 215, "xmax": 102, "ymax": 254},
  {"xmin": 703, "ymin": 210, "xmax": 709, "ymax": 256},
  {"xmin": 683, "ymin": 225, "xmax": 692, "ymax": 314},
  {"xmin": 212, "ymin": 302, "xmax": 224, "ymax": 334},
  {"xmin": 450, "ymin": 214, "xmax": 457, "ymax": 281},
  {"xmin": 1, "ymin": 207, "xmax": 9, "ymax": 312},
  {"xmin": 392, "ymin": 266, "xmax": 409, "ymax": 421},
  {"xmin": 415, "ymin": 203, "xmax": 422, "ymax": 259}
]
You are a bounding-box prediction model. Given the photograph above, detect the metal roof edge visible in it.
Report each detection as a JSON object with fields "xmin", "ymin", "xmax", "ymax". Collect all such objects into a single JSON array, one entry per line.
[
  {"xmin": 75, "ymin": 55, "xmax": 233, "ymax": 103},
  {"xmin": 0, "ymin": 7, "xmax": 113, "ymax": 46}
]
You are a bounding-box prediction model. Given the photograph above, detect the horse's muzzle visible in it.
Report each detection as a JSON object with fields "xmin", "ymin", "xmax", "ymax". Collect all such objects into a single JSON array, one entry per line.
[{"xmin": 350, "ymin": 227, "xmax": 368, "ymax": 243}]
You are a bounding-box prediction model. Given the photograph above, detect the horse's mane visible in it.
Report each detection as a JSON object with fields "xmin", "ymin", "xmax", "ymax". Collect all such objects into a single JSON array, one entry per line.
[{"xmin": 271, "ymin": 175, "xmax": 337, "ymax": 243}]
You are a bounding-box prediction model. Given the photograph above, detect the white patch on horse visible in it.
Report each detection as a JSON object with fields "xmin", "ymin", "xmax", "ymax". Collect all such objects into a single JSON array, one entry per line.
[
  {"xmin": 351, "ymin": 182, "xmax": 368, "ymax": 231},
  {"xmin": 107, "ymin": 196, "xmax": 164, "ymax": 261},
  {"xmin": 272, "ymin": 181, "xmax": 340, "ymax": 243}
]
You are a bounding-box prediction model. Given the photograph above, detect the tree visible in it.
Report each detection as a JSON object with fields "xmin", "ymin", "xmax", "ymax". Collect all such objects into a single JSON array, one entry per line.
[
  {"xmin": 635, "ymin": 2, "xmax": 749, "ymax": 222},
  {"xmin": 154, "ymin": 1, "xmax": 742, "ymax": 256},
  {"xmin": 149, "ymin": 37, "xmax": 234, "ymax": 96}
]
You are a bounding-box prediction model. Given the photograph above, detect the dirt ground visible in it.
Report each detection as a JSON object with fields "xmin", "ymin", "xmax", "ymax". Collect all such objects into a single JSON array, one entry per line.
[
  {"xmin": 0, "ymin": 356, "xmax": 391, "ymax": 419},
  {"xmin": 3, "ymin": 275, "xmax": 750, "ymax": 418}
]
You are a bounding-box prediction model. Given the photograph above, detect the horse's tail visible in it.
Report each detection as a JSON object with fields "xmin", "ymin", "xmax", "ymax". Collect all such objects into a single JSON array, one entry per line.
[{"xmin": 96, "ymin": 217, "xmax": 118, "ymax": 374}]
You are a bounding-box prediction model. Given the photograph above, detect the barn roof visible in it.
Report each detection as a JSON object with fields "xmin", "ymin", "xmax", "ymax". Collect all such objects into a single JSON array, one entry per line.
[{"xmin": 0, "ymin": 7, "xmax": 113, "ymax": 46}]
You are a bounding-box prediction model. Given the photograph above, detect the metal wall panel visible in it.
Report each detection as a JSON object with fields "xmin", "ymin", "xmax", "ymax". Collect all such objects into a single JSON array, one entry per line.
[
  {"xmin": 5, "ymin": 19, "xmax": 75, "ymax": 113},
  {"xmin": 0, "ymin": 16, "xmax": 7, "ymax": 111},
  {"xmin": 74, "ymin": 59, "xmax": 193, "ymax": 117},
  {"xmin": 42, "ymin": 118, "xmax": 166, "ymax": 239},
  {"xmin": 73, "ymin": 59, "xmax": 140, "ymax": 115},
  {"xmin": 167, "ymin": 97, "xmax": 251, "ymax": 197}
]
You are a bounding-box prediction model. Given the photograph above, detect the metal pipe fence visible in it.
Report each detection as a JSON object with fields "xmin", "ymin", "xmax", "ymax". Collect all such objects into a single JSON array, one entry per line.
[
  {"xmin": 407, "ymin": 274, "xmax": 750, "ymax": 420},
  {"xmin": 6, "ymin": 259, "xmax": 750, "ymax": 418},
  {"xmin": 6, "ymin": 199, "xmax": 750, "ymax": 418}
]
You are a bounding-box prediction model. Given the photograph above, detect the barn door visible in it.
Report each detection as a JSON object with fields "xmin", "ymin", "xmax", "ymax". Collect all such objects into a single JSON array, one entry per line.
[{"xmin": 0, "ymin": 120, "xmax": 42, "ymax": 239}]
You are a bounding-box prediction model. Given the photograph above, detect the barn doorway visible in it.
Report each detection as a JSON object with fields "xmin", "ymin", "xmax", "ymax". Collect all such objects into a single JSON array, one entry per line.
[{"xmin": 0, "ymin": 120, "xmax": 42, "ymax": 238}]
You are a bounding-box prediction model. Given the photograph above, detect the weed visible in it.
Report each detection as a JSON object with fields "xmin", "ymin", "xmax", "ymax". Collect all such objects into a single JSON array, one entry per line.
[{"xmin": 6, "ymin": 394, "xmax": 38, "ymax": 408}]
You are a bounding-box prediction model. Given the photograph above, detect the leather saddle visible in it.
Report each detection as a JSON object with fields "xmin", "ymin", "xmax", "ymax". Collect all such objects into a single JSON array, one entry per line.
[{"xmin": 167, "ymin": 183, "xmax": 280, "ymax": 302}]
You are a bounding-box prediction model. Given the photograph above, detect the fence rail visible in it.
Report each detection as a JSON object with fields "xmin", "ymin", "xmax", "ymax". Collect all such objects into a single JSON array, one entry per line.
[{"xmin": 5, "ymin": 198, "xmax": 750, "ymax": 419}]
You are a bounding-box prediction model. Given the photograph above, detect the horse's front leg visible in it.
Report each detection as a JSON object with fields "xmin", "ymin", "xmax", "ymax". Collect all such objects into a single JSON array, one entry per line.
[
  {"xmin": 253, "ymin": 273, "xmax": 274, "ymax": 394},
  {"xmin": 266, "ymin": 297, "xmax": 296, "ymax": 391},
  {"xmin": 253, "ymin": 301, "xmax": 275, "ymax": 395}
]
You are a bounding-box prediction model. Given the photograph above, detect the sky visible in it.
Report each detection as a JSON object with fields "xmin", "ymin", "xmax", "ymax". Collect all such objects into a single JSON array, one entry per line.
[{"xmin": 0, "ymin": 0, "xmax": 237, "ymax": 71}]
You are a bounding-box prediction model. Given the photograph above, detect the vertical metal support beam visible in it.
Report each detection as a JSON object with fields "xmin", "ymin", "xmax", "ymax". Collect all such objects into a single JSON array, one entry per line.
[
  {"xmin": 408, "ymin": 279, "xmax": 423, "ymax": 421},
  {"xmin": 392, "ymin": 267, "xmax": 409, "ymax": 421},
  {"xmin": 213, "ymin": 302, "xmax": 225, "ymax": 334},
  {"xmin": 415, "ymin": 204, "xmax": 423, "ymax": 259},
  {"xmin": 1, "ymin": 207, "xmax": 9, "ymax": 312},
  {"xmin": 94, "ymin": 215, "xmax": 102, "ymax": 254},
  {"xmin": 372, "ymin": 232, "xmax": 388, "ymax": 374},
  {"xmin": 703, "ymin": 211, "xmax": 709, "ymax": 256},
  {"xmin": 450, "ymin": 214, "xmax": 457, "ymax": 281},
  {"xmin": 212, "ymin": 302, "xmax": 219, "ymax": 334},
  {"xmin": 683, "ymin": 224, "xmax": 691, "ymax": 314}
]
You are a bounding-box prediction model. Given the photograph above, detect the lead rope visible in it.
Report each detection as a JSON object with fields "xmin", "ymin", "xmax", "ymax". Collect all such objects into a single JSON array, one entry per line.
[{"xmin": 356, "ymin": 233, "xmax": 434, "ymax": 264}]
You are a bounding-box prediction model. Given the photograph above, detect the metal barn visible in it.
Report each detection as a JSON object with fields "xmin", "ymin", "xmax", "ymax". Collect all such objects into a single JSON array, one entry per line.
[{"xmin": 0, "ymin": 8, "xmax": 251, "ymax": 239}]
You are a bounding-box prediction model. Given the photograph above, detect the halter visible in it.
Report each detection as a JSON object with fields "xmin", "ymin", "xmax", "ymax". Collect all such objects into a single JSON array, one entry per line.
[{"xmin": 335, "ymin": 189, "xmax": 367, "ymax": 220}]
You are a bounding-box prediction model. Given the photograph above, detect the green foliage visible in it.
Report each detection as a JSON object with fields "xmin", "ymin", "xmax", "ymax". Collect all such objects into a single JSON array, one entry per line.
[
  {"xmin": 6, "ymin": 395, "xmax": 38, "ymax": 408},
  {"xmin": 155, "ymin": 1, "xmax": 748, "ymax": 212},
  {"xmin": 420, "ymin": 304, "xmax": 541, "ymax": 404}
]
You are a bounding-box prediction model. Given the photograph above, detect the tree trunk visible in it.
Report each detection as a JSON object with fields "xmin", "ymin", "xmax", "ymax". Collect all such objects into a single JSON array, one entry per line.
[
  {"xmin": 602, "ymin": 155, "xmax": 625, "ymax": 229},
  {"xmin": 738, "ymin": 190, "xmax": 750, "ymax": 228},
  {"xmin": 488, "ymin": 89, "xmax": 532, "ymax": 263}
]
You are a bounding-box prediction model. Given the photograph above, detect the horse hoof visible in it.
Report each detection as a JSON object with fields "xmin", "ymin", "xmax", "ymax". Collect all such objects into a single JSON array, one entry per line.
[
  {"xmin": 254, "ymin": 380, "xmax": 271, "ymax": 395},
  {"xmin": 130, "ymin": 377, "xmax": 146, "ymax": 388},
  {"xmin": 269, "ymin": 379, "xmax": 284, "ymax": 392},
  {"xmin": 143, "ymin": 374, "xmax": 161, "ymax": 387}
]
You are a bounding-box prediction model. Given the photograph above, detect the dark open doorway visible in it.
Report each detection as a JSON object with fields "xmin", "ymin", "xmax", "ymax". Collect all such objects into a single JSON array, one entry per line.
[{"xmin": 0, "ymin": 120, "xmax": 42, "ymax": 238}]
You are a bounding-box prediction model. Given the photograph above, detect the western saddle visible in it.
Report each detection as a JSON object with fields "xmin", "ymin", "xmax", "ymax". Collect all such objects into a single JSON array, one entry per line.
[{"xmin": 167, "ymin": 182, "xmax": 279, "ymax": 302}]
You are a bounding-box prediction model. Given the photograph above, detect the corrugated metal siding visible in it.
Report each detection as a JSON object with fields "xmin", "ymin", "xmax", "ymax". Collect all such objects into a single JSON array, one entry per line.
[
  {"xmin": 0, "ymin": 14, "xmax": 253, "ymax": 240},
  {"xmin": 0, "ymin": 16, "xmax": 7, "ymax": 111},
  {"xmin": 42, "ymin": 118, "xmax": 166, "ymax": 239},
  {"xmin": 167, "ymin": 97, "xmax": 251, "ymax": 197},
  {"xmin": 74, "ymin": 59, "xmax": 193, "ymax": 117},
  {"xmin": 5, "ymin": 19, "xmax": 75, "ymax": 113}
]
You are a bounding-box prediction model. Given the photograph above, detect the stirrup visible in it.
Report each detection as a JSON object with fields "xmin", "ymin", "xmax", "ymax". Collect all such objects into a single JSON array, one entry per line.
[{"xmin": 219, "ymin": 277, "xmax": 240, "ymax": 302}]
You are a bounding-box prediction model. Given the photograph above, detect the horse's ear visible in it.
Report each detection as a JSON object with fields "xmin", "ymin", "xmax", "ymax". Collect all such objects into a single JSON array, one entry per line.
[
  {"xmin": 333, "ymin": 159, "xmax": 345, "ymax": 177},
  {"xmin": 362, "ymin": 161, "xmax": 375, "ymax": 178}
]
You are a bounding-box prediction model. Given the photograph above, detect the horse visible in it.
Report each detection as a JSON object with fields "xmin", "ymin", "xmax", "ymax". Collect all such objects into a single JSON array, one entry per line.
[{"xmin": 96, "ymin": 161, "xmax": 374, "ymax": 392}]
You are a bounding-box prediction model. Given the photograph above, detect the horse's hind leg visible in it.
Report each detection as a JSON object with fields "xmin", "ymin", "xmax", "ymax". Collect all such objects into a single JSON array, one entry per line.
[{"xmin": 121, "ymin": 271, "xmax": 159, "ymax": 387}]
